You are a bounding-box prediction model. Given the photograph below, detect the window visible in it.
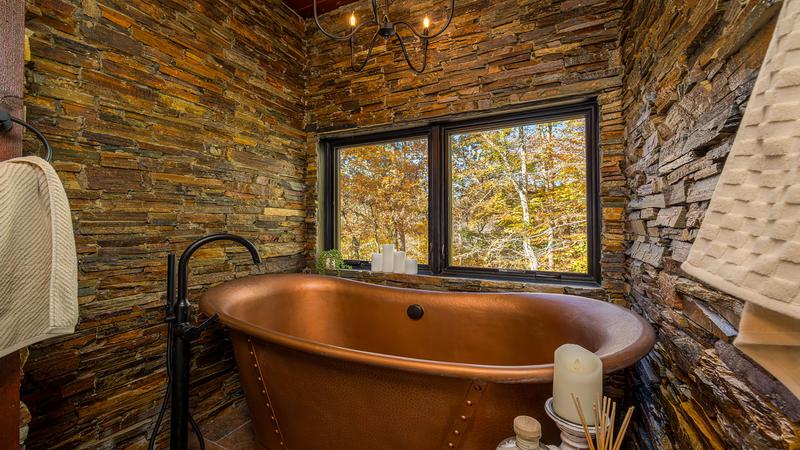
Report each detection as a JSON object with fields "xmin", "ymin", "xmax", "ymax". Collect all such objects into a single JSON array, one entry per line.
[
  {"xmin": 337, "ymin": 137, "xmax": 429, "ymax": 264},
  {"xmin": 323, "ymin": 100, "xmax": 600, "ymax": 284},
  {"xmin": 449, "ymin": 118, "xmax": 589, "ymax": 273}
]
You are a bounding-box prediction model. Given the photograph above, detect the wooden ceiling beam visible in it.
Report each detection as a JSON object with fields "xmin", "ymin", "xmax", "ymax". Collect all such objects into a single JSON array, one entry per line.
[{"xmin": 283, "ymin": 0, "xmax": 361, "ymax": 18}]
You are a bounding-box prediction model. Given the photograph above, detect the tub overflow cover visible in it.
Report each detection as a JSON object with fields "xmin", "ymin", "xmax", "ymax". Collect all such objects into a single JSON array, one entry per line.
[{"xmin": 407, "ymin": 304, "xmax": 424, "ymax": 320}]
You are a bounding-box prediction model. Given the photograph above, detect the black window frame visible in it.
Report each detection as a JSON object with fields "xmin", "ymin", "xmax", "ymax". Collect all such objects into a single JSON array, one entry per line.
[{"xmin": 323, "ymin": 99, "xmax": 601, "ymax": 286}]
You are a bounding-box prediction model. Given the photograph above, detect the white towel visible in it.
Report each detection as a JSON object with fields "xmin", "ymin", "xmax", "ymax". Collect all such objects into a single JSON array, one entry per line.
[
  {"xmin": 682, "ymin": 0, "xmax": 800, "ymax": 398},
  {"xmin": 0, "ymin": 156, "xmax": 78, "ymax": 358}
]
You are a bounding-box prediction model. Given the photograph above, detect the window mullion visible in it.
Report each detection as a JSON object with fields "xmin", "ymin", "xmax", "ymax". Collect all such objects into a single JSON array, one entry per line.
[
  {"xmin": 587, "ymin": 105, "xmax": 601, "ymax": 283},
  {"xmin": 323, "ymin": 141, "xmax": 336, "ymax": 250},
  {"xmin": 429, "ymin": 125, "xmax": 443, "ymax": 274}
]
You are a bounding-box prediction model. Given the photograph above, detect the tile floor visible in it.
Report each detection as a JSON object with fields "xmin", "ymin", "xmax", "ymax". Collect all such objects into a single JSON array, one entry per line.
[{"xmin": 189, "ymin": 401, "xmax": 262, "ymax": 450}]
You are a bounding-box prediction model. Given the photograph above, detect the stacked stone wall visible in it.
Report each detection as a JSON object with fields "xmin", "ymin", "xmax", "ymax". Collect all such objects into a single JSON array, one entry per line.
[
  {"xmin": 22, "ymin": 0, "xmax": 307, "ymax": 447},
  {"xmin": 621, "ymin": 0, "xmax": 799, "ymax": 447}
]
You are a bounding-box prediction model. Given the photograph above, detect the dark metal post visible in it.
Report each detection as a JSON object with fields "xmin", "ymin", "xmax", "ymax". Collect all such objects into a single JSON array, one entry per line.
[
  {"xmin": 168, "ymin": 250, "xmax": 192, "ymax": 450},
  {"xmin": 166, "ymin": 254, "xmax": 176, "ymax": 315},
  {"xmin": 170, "ymin": 302, "xmax": 191, "ymax": 450}
]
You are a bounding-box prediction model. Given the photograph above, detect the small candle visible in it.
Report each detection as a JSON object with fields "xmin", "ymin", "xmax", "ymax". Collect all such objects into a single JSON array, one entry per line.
[
  {"xmin": 393, "ymin": 251, "xmax": 406, "ymax": 274},
  {"xmin": 552, "ymin": 344, "xmax": 602, "ymax": 425},
  {"xmin": 370, "ymin": 253, "xmax": 382, "ymax": 272},
  {"xmin": 381, "ymin": 244, "xmax": 395, "ymax": 272},
  {"xmin": 405, "ymin": 259, "xmax": 418, "ymax": 275}
]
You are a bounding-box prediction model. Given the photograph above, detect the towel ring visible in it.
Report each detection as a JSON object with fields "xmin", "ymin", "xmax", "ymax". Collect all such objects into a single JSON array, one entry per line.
[{"xmin": 0, "ymin": 108, "xmax": 52, "ymax": 162}]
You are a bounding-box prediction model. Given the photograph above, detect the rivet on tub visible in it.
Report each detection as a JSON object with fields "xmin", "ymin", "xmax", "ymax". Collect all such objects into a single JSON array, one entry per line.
[
  {"xmin": 248, "ymin": 341, "xmax": 285, "ymax": 445},
  {"xmin": 466, "ymin": 400, "xmax": 473, "ymax": 406},
  {"xmin": 454, "ymin": 430, "xmax": 460, "ymax": 435},
  {"xmin": 448, "ymin": 443, "xmax": 454, "ymax": 448},
  {"xmin": 460, "ymin": 415, "xmax": 467, "ymax": 421}
]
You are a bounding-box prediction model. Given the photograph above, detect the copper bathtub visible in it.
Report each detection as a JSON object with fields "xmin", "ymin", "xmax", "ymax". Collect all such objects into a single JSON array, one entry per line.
[{"xmin": 200, "ymin": 274, "xmax": 655, "ymax": 450}]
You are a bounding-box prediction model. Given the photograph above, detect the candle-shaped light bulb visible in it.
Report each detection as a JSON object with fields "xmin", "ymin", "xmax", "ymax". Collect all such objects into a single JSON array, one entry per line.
[
  {"xmin": 423, "ymin": 16, "xmax": 430, "ymax": 29},
  {"xmin": 350, "ymin": 12, "xmax": 357, "ymax": 28}
]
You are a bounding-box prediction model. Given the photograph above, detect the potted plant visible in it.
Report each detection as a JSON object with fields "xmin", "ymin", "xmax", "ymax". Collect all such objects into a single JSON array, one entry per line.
[{"xmin": 316, "ymin": 249, "xmax": 351, "ymax": 275}]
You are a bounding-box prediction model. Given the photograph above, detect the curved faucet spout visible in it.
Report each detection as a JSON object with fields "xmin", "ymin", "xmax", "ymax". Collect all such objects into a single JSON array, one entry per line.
[{"xmin": 177, "ymin": 233, "xmax": 262, "ymax": 306}]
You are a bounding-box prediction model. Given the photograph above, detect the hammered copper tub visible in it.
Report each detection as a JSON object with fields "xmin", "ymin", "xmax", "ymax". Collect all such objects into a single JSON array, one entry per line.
[{"xmin": 200, "ymin": 274, "xmax": 654, "ymax": 450}]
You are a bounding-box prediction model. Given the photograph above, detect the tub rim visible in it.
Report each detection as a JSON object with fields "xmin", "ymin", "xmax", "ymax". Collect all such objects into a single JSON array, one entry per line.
[{"xmin": 200, "ymin": 274, "xmax": 655, "ymax": 383}]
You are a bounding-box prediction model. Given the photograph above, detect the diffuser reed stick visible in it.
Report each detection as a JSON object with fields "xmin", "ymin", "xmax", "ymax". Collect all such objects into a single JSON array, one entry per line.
[
  {"xmin": 570, "ymin": 394, "xmax": 595, "ymax": 450},
  {"xmin": 570, "ymin": 394, "xmax": 635, "ymax": 450},
  {"xmin": 597, "ymin": 395, "xmax": 606, "ymax": 450},
  {"xmin": 607, "ymin": 399, "xmax": 616, "ymax": 450},
  {"xmin": 612, "ymin": 406, "xmax": 634, "ymax": 450}
]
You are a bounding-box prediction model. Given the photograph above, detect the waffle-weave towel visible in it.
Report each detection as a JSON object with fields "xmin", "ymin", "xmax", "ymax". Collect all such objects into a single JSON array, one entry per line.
[{"xmin": 0, "ymin": 156, "xmax": 77, "ymax": 358}]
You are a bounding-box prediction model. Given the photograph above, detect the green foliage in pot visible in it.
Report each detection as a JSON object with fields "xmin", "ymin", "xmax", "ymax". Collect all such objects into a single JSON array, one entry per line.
[{"xmin": 316, "ymin": 249, "xmax": 351, "ymax": 275}]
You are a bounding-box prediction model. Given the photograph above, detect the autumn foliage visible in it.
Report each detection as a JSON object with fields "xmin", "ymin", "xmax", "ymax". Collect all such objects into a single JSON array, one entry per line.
[
  {"xmin": 339, "ymin": 137, "xmax": 429, "ymax": 263},
  {"xmin": 338, "ymin": 118, "xmax": 588, "ymax": 273}
]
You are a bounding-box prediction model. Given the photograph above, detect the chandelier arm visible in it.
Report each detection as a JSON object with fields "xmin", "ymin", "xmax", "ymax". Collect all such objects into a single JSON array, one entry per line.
[
  {"xmin": 394, "ymin": 33, "xmax": 428, "ymax": 74},
  {"xmin": 393, "ymin": 0, "xmax": 455, "ymax": 39},
  {"xmin": 351, "ymin": 29, "xmax": 382, "ymax": 72},
  {"xmin": 313, "ymin": 0, "xmax": 378, "ymax": 40},
  {"xmin": 370, "ymin": 0, "xmax": 380, "ymax": 21}
]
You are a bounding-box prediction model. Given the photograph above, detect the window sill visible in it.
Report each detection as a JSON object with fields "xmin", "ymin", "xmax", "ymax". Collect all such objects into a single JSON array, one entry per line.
[{"xmin": 312, "ymin": 268, "xmax": 605, "ymax": 298}]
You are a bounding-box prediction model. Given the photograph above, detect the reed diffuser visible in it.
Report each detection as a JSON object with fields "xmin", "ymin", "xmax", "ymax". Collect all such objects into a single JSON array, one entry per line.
[{"xmin": 570, "ymin": 394, "xmax": 634, "ymax": 450}]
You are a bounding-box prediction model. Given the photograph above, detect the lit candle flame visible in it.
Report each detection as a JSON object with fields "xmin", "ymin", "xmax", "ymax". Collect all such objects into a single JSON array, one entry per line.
[
  {"xmin": 350, "ymin": 12, "xmax": 357, "ymax": 28},
  {"xmin": 573, "ymin": 358, "xmax": 582, "ymax": 371},
  {"xmin": 423, "ymin": 16, "xmax": 430, "ymax": 29}
]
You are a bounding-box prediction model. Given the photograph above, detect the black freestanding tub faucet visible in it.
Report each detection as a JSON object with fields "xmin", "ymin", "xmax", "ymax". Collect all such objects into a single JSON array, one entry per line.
[{"xmin": 148, "ymin": 233, "xmax": 261, "ymax": 450}]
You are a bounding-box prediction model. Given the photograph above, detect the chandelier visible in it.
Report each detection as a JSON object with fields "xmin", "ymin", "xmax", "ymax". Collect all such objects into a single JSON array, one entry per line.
[{"xmin": 312, "ymin": 0, "xmax": 455, "ymax": 73}]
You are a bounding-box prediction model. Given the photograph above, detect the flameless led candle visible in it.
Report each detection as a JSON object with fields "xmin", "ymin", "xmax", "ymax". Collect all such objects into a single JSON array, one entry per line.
[
  {"xmin": 552, "ymin": 344, "xmax": 602, "ymax": 425},
  {"xmin": 393, "ymin": 251, "xmax": 406, "ymax": 274},
  {"xmin": 405, "ymin": 259, "xmax": 418, "ymax": 275},
  {"xmin": 371, "ymin": 253, "xmax": 382, "ymax": 272},
  {"xmin": 381, "ymin": 244, "xmax": 395, "ymax": 272}
]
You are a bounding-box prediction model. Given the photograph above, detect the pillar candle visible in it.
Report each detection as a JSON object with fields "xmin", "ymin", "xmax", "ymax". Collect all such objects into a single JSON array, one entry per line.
[
  {"xmin": 393, "ymin": 251, "xmax": 406, "ymax": 274},
  {"xmin": 552, "ymin": 344, "xmax": 602, "ymax": 425},
  {"xmin": 405, "ymin": 259, "xmax": 418, "ymax": 275},
  {"xmin": 381, "ymin": 244, "xmax": 395, "ymax": 272},
  {"xmin": 370, "ymin": 253, "xmax": 382, "ymax": 272}
]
